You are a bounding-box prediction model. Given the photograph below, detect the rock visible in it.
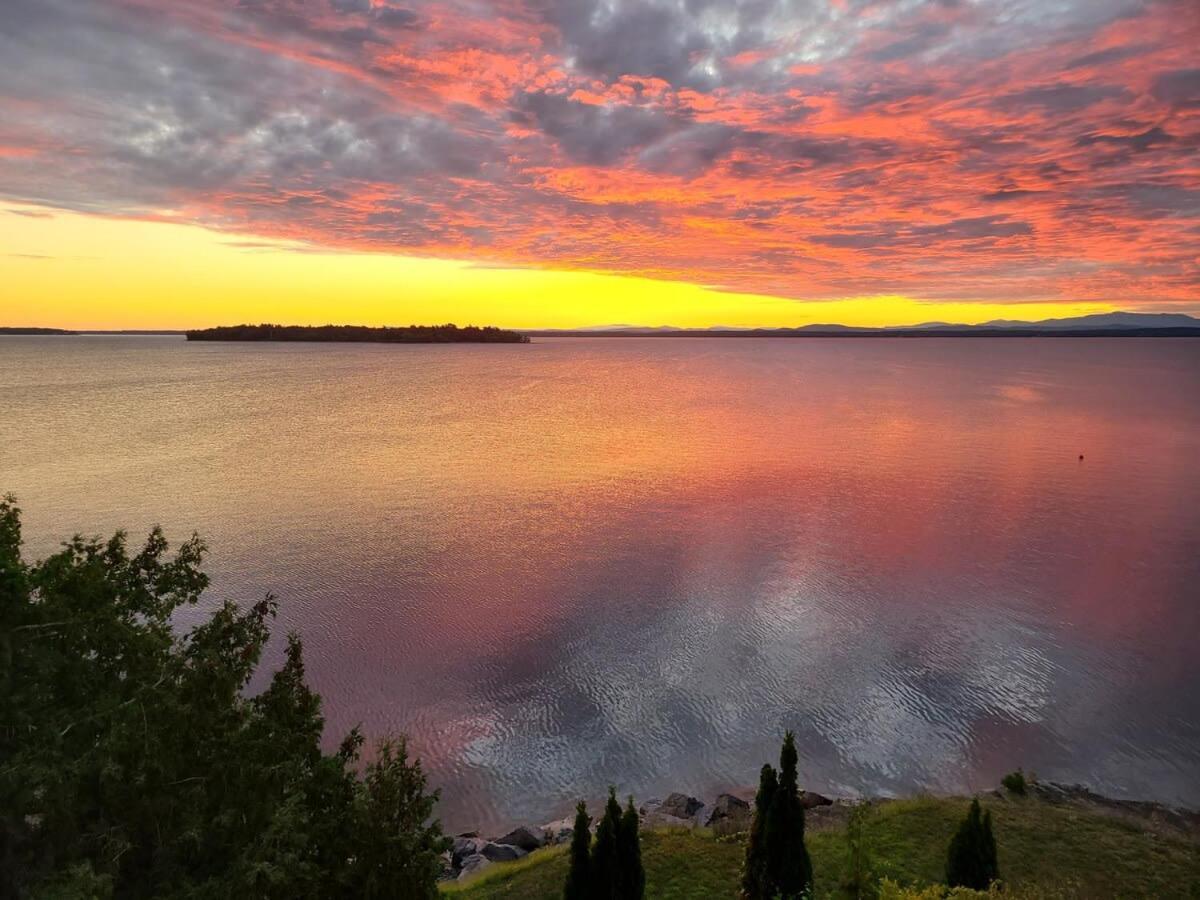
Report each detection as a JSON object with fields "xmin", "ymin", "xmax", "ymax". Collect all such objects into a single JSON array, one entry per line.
[
  {"xmin": 800, "ymin": 791, "xmax": 833, "ymax": 810},
  {"xmin": 541, "ymin": 816, "xmax": 575, "ymax": 845},
  {"xmin": 705, "ymin": 793, "xmax": 751, "ymax": 828},
  {"xmin": 660, "ymin": 792, "xmax": 705, "ymax": 820},
  {"xmin": 494, "ymin": 825, "xmax": 544, "ymax": 852},
  {"xmin": 451, "ymin": 836, "xmax": 486, "ymax": 868},
  {"xmin": 457, "ymin": 853, "xmax": 492, "ymax": 881},
  {"xmin": 479, "ymin": 841, "xmax": 526, "ymax": 863}
]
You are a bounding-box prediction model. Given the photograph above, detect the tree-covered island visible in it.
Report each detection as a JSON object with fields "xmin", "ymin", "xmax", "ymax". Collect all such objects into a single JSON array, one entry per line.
[{"xmin": 185, "ymin": 324, "xmax": 530, "ymax": 343}]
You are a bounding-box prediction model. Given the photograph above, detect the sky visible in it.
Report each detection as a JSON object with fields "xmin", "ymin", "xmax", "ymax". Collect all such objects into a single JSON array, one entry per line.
[{"xmin": 1, "ymin": 0, "xmax": 1197, "ymax": 329}]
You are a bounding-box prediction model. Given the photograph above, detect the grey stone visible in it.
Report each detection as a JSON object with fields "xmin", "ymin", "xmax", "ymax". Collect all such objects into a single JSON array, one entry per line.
[
  {"xmin": 451, "ymin": 836, "xmax": 485, "ymax": 868},
  {"xmin": 706, "ymin": 793, "xmax": 751, "ymax": 828},
  {"xmin": 480, "ymin": 841, "xmax": 526, "ymax": 862},
  {"xmin": 457, "ymin": 853, "xmax": 492, "ymax": 881},
  {"xmin": 541, "ymin": 816, "xmax": 575, "ymax": 845},
  {"xmin": 800, "ymin": 791, "xmax": 833, "ymax": 810},
  {"xmin": 494, "ymin": 825, "xmax": 544, "ymax": 852},
  {"xmin": 660, "ymin": 792, "xmax": 705, "ymax": 820}
]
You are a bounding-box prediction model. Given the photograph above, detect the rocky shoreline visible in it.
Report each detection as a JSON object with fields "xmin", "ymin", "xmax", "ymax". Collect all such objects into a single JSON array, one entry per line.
[{"xmin": 441, "ymin": 782, "xmax": 1200, "ymax": 883}]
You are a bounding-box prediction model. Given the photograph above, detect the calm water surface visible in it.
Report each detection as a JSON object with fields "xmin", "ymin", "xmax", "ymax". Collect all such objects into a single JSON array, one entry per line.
[{"xmin": 3, "ymin": 335, "xmax": 1198, "ymax": 831}]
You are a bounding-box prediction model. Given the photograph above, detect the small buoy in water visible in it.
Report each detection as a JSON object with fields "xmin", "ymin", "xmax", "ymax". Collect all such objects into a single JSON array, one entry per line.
[{"xmin": 1078, "ymin": 454, "xmax": 1084, "ymax": 461}]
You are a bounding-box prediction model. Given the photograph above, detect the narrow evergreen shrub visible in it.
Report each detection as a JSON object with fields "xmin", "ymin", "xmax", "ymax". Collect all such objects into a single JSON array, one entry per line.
[
  {"xmin": 564, "ymin": 788, "xmax": 644, "ymax": 899},
  {"xmin": 946, "ymin": 797, "xmax": 999, "ymax": 890},
  {"xmin": 617, "ymin": 797, "xmax": 645, "ymax": 900},
  {"xmin": 741, "ymin": 763, "xmax": 777, "ymax": 899},
  {"xmin": 742, "ymin": 732, "xmax": 813, "ymax": 899},
  {"xmin": 591, "ymin": 788, "xmax": 623, "ymax": 898},
  {"xmin": 563, "ymin": 801, "xmax": 591, "ymax": 900}
]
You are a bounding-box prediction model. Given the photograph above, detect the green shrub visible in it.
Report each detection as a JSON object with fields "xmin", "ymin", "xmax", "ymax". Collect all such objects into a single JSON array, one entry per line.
[
  {"xmin": 1002, "ymin": 769, "xmax": 1028, "ymax": 795},
  {"xmin": 841, "ymin": 803, "xmax": 877, "ymax": 899}
]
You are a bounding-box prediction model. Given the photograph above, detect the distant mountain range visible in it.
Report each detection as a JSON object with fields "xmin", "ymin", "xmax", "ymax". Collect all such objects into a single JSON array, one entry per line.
[{"xmin": 523, "ymin": 311, "xmax": 1200, "ymax": 337}]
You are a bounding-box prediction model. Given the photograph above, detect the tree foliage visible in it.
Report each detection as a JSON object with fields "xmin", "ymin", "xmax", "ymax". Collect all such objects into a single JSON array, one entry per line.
[
  {"xmin": 742, "ymin": 732, "xmax": 812, "ymax": 899},
  {"xmin": 591, "ymin": 788, "xmax": 622, "ymax": 899},
  {"xmin": 741, "ymin": 763, "xmax": 777, "ymax": 899},
  {"xmin": 184, "ymin": 323, "xmax": 529, "ymax": 344},
  {"xmin": 841, "ymin": 803, "xmax": 876, "ymax": 899},
  {"xmin": 946, "ymin": 797, "xmax": 999, "ymax": 890},
  {"xmin": 0, "ymin": 496, "xmax": 449, "ymax": 899},
  {"xmin": 616, "ymin": 797, "xmax": 644, "ymax": 900},
  {"xmin": 563, "ymin": 801, "xmax": 592, "ymax": 900},
  {"xmin": 563, "ymin": 788, "xmax": 643, "ymax": 900}
]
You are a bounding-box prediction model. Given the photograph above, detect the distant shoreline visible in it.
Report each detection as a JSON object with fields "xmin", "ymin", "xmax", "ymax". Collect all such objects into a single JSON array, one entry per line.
[
  {"xmin": 522, "ymin": 327, "xmax": 1200, "ymax": 338},
  {"xmin": 0, "ymin": 327, "xmax": 77, "ymax": 335}
]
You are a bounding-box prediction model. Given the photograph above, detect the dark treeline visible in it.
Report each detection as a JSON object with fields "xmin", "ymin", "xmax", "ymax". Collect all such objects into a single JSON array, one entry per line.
[
  {"xmin": 522, "ymin": 327, "xmax": 1200, "ymax": 338},
  {"xmin": 0, "ymin": 327, "xmax": 76, "ymax": 335},
  {"xmin": 186, "ymin": 323, "xmax": 530, "ymax": 343}
]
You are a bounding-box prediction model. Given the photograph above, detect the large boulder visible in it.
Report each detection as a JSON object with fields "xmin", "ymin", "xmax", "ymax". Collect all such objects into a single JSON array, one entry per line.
[
  {"xmin": 493, "ymin": 825, "xmax": 544, "ymax": 853},
  {"xmin": 800, "ymin": 791, "xmax": 833, "ymax": 810},
  {"xmin": 479, "ymin": 841, "xmax": 526, "ymax": 863},
  {"xmin": 660, "ymin": 792, "xmax": 705, "ymax": 820},
  {"xmin": 706, "ymin": 793, "xmax": 751, "ymax": 828},
  {"xmin": 457, "ymin": 853, "xmax": 492, "ymax": 881},
  {"xmin": 451, "ymin": 836, "xmax": 486, "ymax": 868}
]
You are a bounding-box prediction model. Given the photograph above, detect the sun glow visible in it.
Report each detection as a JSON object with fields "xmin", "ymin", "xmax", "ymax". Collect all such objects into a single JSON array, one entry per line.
[{"xmin": 3, "ymin": 205, "xmax": 1114, "ymax": 330}]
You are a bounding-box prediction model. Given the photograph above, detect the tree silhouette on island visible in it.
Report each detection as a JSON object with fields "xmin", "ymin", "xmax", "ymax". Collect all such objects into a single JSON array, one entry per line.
[{"xmin": 185, "ymin": 323, "xmax": 529, "ymax": 343}]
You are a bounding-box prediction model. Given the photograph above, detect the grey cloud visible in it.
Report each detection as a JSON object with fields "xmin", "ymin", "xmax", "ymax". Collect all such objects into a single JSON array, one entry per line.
[
  {"xmin": 982, "ymin": 189, "xmax": 1047, "ymax": 202},
  {"xmin": 1064, "ymin": 43, "xmax": 1152, "ymax": 70},
  {"xmin": 373, "ymin": 6, "xmax": 420, "ymax": 28},
  {"xmin": 515, "ymin": 90, "xmax": 681, "ymax": 165},
  {"xmin": 0, "ymin": 0, "xmax": 497, "ymax": 216},
  {"xmin": 810, "ymin": 215, "xmax": 1033, "ymax": 251},
  {"xmin": 1075, "ymin": 126, "xmax": 1175, "ymax": 151},
  {"xmin": 1152, "ymin": 69, "xmax": 1200, "ymax": 108},
  {"xmin": 994, "ymin": 83, "xmax": 1129, "ymax": 114}
]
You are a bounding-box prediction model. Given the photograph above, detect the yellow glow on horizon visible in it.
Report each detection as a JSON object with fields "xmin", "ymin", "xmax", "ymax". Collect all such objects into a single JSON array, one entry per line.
[{"xmin": 2, "ymin": 204, "xmax": 1115, "ymax": 330}]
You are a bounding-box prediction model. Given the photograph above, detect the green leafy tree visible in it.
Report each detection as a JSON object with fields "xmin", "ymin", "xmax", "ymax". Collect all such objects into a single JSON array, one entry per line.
[
  {"xmin": 765, "ymin": 731, "xmax": 813, "ymax": 898},
  {"xmin": 946, "ymin": 797, "xmax": 999, "ymax": 890},
  {"xmin": 563, "ymin": 801, "xmax": 591, "ymax": 900},
  {"xmin": 742, "ymin": 763, "xmax": 777, "ymax": 899},
  {"xmin": 0, "ymin": 496, "xmax": 449, "ymax": 898},
  {"xmin": 617, "ymin": 796, "xmax": 644, "ymax": 900}
]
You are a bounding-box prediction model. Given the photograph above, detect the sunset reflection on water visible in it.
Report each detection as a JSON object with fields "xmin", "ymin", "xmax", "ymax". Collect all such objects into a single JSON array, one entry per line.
[{"xmin": 3, "ymin": 335, "xmax": 1198, "ymax": 832}]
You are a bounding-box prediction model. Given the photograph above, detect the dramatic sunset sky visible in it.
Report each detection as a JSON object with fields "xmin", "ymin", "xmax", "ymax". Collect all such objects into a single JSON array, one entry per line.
[{"xmin": 1, "ymin": 0, "xmax": 1197, "ymax": 329}]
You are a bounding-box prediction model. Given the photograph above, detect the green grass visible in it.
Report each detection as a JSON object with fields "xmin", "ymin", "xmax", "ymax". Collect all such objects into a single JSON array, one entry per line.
[{"xmin": 442, "ymin": 795, "xmax": 1200, "ymax": 899}]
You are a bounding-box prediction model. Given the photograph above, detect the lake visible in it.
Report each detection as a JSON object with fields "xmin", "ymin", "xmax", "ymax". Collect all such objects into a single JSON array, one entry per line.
[{"xmin": 3, "ymin": 334, "xmax": 1198, "ymax": 832}]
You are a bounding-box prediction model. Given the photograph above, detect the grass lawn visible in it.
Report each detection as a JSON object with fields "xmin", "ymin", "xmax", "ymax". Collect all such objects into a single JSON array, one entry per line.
[{"xmin": 442, "ymin": 795, "xmax": 1200, "ymax": 899}]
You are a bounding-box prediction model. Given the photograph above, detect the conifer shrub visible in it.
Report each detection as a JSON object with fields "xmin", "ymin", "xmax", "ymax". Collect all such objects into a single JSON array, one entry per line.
[
  {"xmin": 946, "ymin": 797, "xmax": 1000, "ymax": 890},
  {"xmin": 741, "ymin": 732, "xmax": 813, "ymax": 899},
  {"xmin": 563, "ymin": 801, "xmax": 591, "ymax": 900},
  {"xmin": 563, "ymin": 788, "xmax": 644, "ymax": 899}
]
